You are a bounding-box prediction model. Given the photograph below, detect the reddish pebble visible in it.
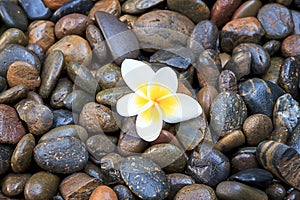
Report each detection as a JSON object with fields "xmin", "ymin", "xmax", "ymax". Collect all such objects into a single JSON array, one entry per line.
[{"xmin": 89, "ymin": 186, "xmax": 118, "ymax": 200}]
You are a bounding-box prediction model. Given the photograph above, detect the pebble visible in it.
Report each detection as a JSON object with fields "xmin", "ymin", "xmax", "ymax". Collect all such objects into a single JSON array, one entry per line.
[
  {"xmin": 196, "ymin": 85, "xmax": 218, "ymax": 119},
  {"xmin": 0, "ymin": 44, "xmax": 41, "ymax": 77},
  {"xmin": 120, "ymin": 156, "xmax": 170, "ymax": 200},
  {"xmin": 50, "ymin": 0, "xmax": 94, "ymax": 22},
  {"xmin": 288, "ymin": 123, "xmax": 300, "ymax": 153},
  {"xmin": 0, "ymin": 84, "xmax": 28, "ymax": 104},
  {"xmin": 55, "ymin": 13, "xmax": 92, "ymax": 39},
  {"xmin": 265, "ymin": 183, "xmax": 287, "ymax": 200},
  {"xmin": 187, "ymin": 143, "xmax": 230, "ymax": 187},
  {"xmin": 257, "ymin": 3, "xmax": 294, "ymax": 39},
  {"xmin": 270, "ymin": 126, "xmax": 289, "ymax": 144},
  {"xmin": 133, "ymin": 10, "xmax": 194, "ymax": 50},
  {"xmin": 95, "ymin": 11, "xmax": 139, "ymax": 65},
  {"xmin": 281, "ymin": 34, "xmax": 300, "ymax": 57},
  {"xmin": 7, "ymin": 61, "xmax": 41, "ymax": 89},
  {"xmin": 151, "ymin": 130, "xmax": 182, "ymax": 150},
  {"xmin": 257, "ymin": 140, "xmax": 300, "ymax": 190},
  {"xmin": 292, "ymin": 10, "xmax": 300, "ymax": 34},
  {"xmin": 233, "ymin": 43, "xmax": 270, "ymax": 76},
  {"xmin": 52, "ymin": 109, "xmax": 74, "ymax": 127},
  {"xmin": 95, "ymin": 63, "xmax": 122, "ymax": 90},
  {"xmin": 28, "ymin": 20, "xmax": 55, "ymax": 52},
  {"xmin": 188, "ymin": 20, "xmax": 218, "ymax": 54},
  {"xmin": 232, "ymin": 0, "xmax": 262, "ymax": 19},
  {"xmin": 210, "ymin": 0, "xmax": 241, "ymax": 28},
  {"xmin": 286, "ymin": 189, "xmax": 300, "ymax": 200},
  {"xmin": 167, "ymin": 0, "xmax": 210, "ymax": 23},
  {"xmin": 11, "ymin": 134, "xmax": 35, "ymax": 173},
  {"xmin": 210, "ymin": 91, "xmax": 247, "ymax": 139},
  {"xmin": 34, "ymin": 136, "xmax": 89, "ymax": 174},
  {"xmin": 86, "ymin": 134, "xmax": 117, "ymax": 160},
  {"xmin": 18, "ymin": 0, "xmax": 52, "ymax": 20},
  {"xmin": 243, "ymin": 114, "xmax": 273, "ymax": 146},
  {"xmin": 100, "ymin": 153, "xmax": 124, "ymax": 185},
  {"xmin": 79, "ymin": 102, "xmax": 119, "ymax": 133},
  {"xmin": 24, "ymin": 171, "xmax": 60, "ymax": 200},
  {"xmin": 228, "ymin": 168, "xmax": 273, "ymax": 188},
  {"xmin": 224, "ymin": 50, "xmax": 251, "ymax": 80},
  {"xmin": 0, "ymin": 104, "xmax": 26, "ymax": 144},
  {"xmin": 276, "ymin": 0, "xmax": 293, "ymax": 6},
  {"xmin": 263, "ymin": 40, "xmax": 281, "ymax": 56},
  {"xmin": 0, "ymin": 76, "xmax": 6, "ymax": 92},
  {"xmin": 42, "ymin": 0, "xmax": 72, "ymax": 10},
  {"xmin": 231, "ymin": 149, "xmax": 259, "ymax": 173},
  {"xmin": 119, "ymin": 14, "xmax": 138, "ymax": 29},
  {"xmin": 273, "ymin": 93, "xmax": 300, "ymax": 132},
  {"xmin": 218, "ymin": 70, "xmax": 238, "ymax": 92},
  {"xmin": 89, "ymin": 0, "xmax": 121, "ymax": 21},
  {"xmin": 0, "ymin": 28, "xmax": 28, "ymax": 52},
  {"xmin": 1, "ymin": 173, "xmax": 31, "ymax": 197},
  {"xmin": 113, "ymin": 185, "xmax": 136, "ymax": 200},
  {"xmin": 166, "ymin": 173, "xmax": 195, "ymax": 200},
  {"xmin": 122, "ymin": 0, "xmax": 164, "ymax": 14},
  {"xmin": 89, "ymin": 185, "xmax": 118, "ymax": 200},
  {"xmin": 174, "ymin": 184, "xmax": 217, "ymax": 200},
  {"xmin": 47, "ymin": 35, "xmax": 91, "ymax": 70},
  {"xmin": 50, "ymin": 78, "xmax": 73, "ymax": 109},
  {"xmin": 26, "ymin": 43, "xmax": 44, "ymax": 62},
  {"xmin": 84, "ymin": 161, "xmax": 105, "ymax": 183},
  {"xmin": 0, "ymin": 1, "xmax": 28, "ymax": 31},
  {"xmin": 143, "ymin": 143, "xmax": 187, "ymax": 173},
  {"xmin": 214, "ymin": 130, "xmax": 245, "ymax": 152},
  {"xmin": 39, "ymin": 125, "xmax": 88, "ymax": 143},
  {"xmin": 216, "ymin": 181, "xmax": 268, "ymax": 200},
  {"xmin": 59, "ymin": 172, "xmax": 100, "ymax": 199},
  {"xmin": 0, "ymin": 144, "xmax": 14, "ymax": 175},
  {"xmin": 239, "ymin": 78, "xmax": 285, "ymax": 117},
  {"xmin": 96, "ymin": 87, "xmax": 132, "ymax": 106},
  {"xmin": 63, "ymin": 90, "xmax": 94, "ymax": 112}
]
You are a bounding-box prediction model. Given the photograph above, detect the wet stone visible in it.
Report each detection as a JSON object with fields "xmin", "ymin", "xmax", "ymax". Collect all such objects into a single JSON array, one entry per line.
[
  {"xmin": 24, "ymin": 171, "xmax": 60, "ymax": 200},
  {"xmin": 216, "ymin": 181, "xmax": 268, "ymax": 200},
  {"xmin": 63, "ymin": 90, "xmax": 94, "ymax": 113},
  {"xmin": 52, "ymin": 109, "xmax": 74, "ymax": 127},
  {"xmin": 292, "ymin": 10, "xmax": 300, "ymax": 34},
  {"xmin": 39, "ymin": 125, "xmax": 88, "ymax": 143},
  {"xmin": 55, "ymin": 13, "xmax": 92, "ymax": 39},
  {"xmin": 265, "ymin": 183, "xmax": 287, "ymax": 200},
  {"xmin": 210, "ymin": 91, "xmax": 247, "ymax": 139},
  {"xmin": 39, "ymin": 50, "xmax": 64, "ymax": 99},
  {"xmin": 151, "ymin": 130, "xmax": 183, "ymax": 150},
  {"xmin": 166, "ymin": 173, "xmax": 195, "ymax": 200},
  {"xmin": 218, "ymin": 70, "xmax": 238, "ymax": 92},
  {"xmin": 26, "ymin": 43, "xmax": 44, "ymax": 62},
  {"xmin": 285, "ymin": 189, "xmax": 300, "ymax": 200},
  {"xmin": 100, "ymin": 153, "xmax": 124, "ymax": 186},
  {"xmin": 224, "ymin": 51, "xmax": 251, "ymax": 81},
  {"xmin": 0, "ymin": 104, "xmax": 26, "ymax": 144},
  {"xmin": 18, "ymin": 0, "xmax": 51, "ymax": 20},
  {"xmin": 257, "ymin": 3, "xmax": 294, "ymax": 39},
  {"xmin": 86, "ymin": 134, "xmax": 117, "ymax": 160},
  {"xmin": 84, "ymin": 161, "xmax": 105, "ymax": 182},
  {"xmin": 59, "ymin": 172, "xmax": 101, "ymax": 200},
  {"xmin": 228, "ymin": 168, "xmax": 273, "ymax": 188},
  {"xmin": 174, "ymin": 184, "xmax": 217, "ymax": 200},
  {"xmin": 288, "ymin": 123, "xmax": 300, "ymax": 153},
  {"xmin": 26, "ymin": 91, "xmax": 43, "ymax": 105},
  {"xmin": 90, "ymin": 185, "xmax": 118, "ymax": 200},
  {"xmin": 34, "ymin": 136, "xmax": 89, "ymax": 174},
  {"xmin": 0, "ymin": 44, "xmax": 41, "ymax": 77},
  {"xmin": 210, "ymin": 0, "xmax": 241, "ymax": 28},
  {"xmin": 270, "ymin": 126, "xmax": 289, "ymax": 144},
  {"xmin": 263, "ymin": 40, "xmax": 281, "ymax": 56},
  {"xmin": 113, "ymin": 185, "xmax": 135, "ymax": 200},
  {"xmin": 89, "ymin": 0, "xmax": 121, "ymax": 21},
  {"xmin": 273, "ymin": 93, "xmax": 300, "ymax": 132},
  {"xmin": 133, "ymin": 10, "xmax": 194, "ymax": 51},
  {"xmin": 95, "ymin": 63, "xmax": 122, "ymax": 90},
  {"xmin": 0, "ymin": 144, "xmax": 14, "ymax": 175},
  {"xmin": 281, "ymin": 34, "xmax": 300, "ymax": 57},
  {"xmin": 0, "ymin": 28, "xmax": 28, "ymax": 52},
  {"xmin": 1, "ymin": 173, "xmax": 31, "ymax": 197},
  {"xmin": 42, "ymin": 0, "xmax": 72, "ymax": 10},
  {"xmin": 79, "ymin": 102, "xmax": 119, "ymax": 133},
  {"xmin": 120, "ymin": 156, "xmax": 170, "ymax": 200},
  {"xmin": 50, "ymin": 78, "xmax": 73, "ymax": 109},
  {"xmin": 196, "ymin": 86, "xmax": 218, "ymax": 119},
  {"xmin": 239, "ymin": 78, "xmax": 285, "ymax": 117},
  {"xmin": 95, "ymin": 11, "xmax": 139, "ymax": 65},
  {"xmin": 256, "ymin": 140, "xmax": 300, "ymax": 190},
  {"xmin": 143, "ymin": 143, "xmax": 187, "ymax": 173},
  {"xmin": 233, "ymin": 43, "xmax": 270, "ymax": 76},
  {"xmin": 187, "ymin": 143, "xmax": 230, "ymax": 187},
  {"xmin": 214, "ymin": 130, "xmax": 245, "ymax": 152},
  {"xmin": 0, "ymin": 85, "xmax": 28, "ymax": 104},
  {"xmin": 232, "ymin": 0, "xmax": 262, "ymax": 19},
  {"xmin": 50, "ymin": 0, "xmax": 94, "ymax": 22},
  {"xmin": 28, "ymin": 20, "xmax": 55, "ymax": 52},
  {"xmin": 167, "ymin": 0, "xmax": 210, "ymax": 23},
  {"xmin": 221, "ymin": 17, "xmax": 265, "ymax": 53},
  {"xmin": 243, "ymin": 114, "xmax": 273, "ymax": 146},
  {"xmin": 231, "ymin": 150, "xmax": 259, "ymax": 173},
  {"xmin": 0, "ymin": 1, "xmax": 28, "ymax": 31},
  {"xmin": 11, "ymin": 134, "xmax": 35, "ymax": 173},
  {"xmin": 188, "ymin": 20, "xmax": 218, "ymax": 54},
  {"xmin": 7, "ymin": 61, "xmax": 41, "ymax": 89},
  {"xmin": 122, "ymin": 0, "xmax": 164, "ymax": 14}
]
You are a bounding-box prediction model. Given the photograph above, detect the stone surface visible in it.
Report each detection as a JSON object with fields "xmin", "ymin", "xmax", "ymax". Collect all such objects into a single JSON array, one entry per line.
[
  {"xmin": 1, "ymin": 173, "xmax": 31, "ymax": 197},
  {"xmin": 263, "ymin": 40, "xmax": 281, "ymax": 56},
  {"xmin": 265, "ymin": 183, "xmax": 286, "ymax": 200},
  {"xmin": 95, "ymin": 63, "xmax": 122, "ymax": 90},
  {"xmin": 214, "ymin": 130, "xmax": 245, "ymax": 152},
  {"xmin": 0, "ymin": 28, "xmax": 27, "ymax": 52},
  {"xmin": 122, "ymin": 0, "xmax": 164, "ymax": 14},
  {"xmin": 89, "ymin": 0, "xmax": 121, "ymax": 20},
  {"xmin": 86, "ymin": 134, "xmax": 117, "ymax": 160},
  {"xmin": 113, "ymin": 185, "xmax": 135, "ymax": 200},
  {"xmin": 50, "ymin": 78, "xmax": 73, "ymax": 109},
  {"xmin": 196, "ymin": 86, "xmax": 218, "ymax": 119},
  {"xmin": 42, "ymin": 0, "xmax": 72, "ymax": 10},
  {"xmin": 18, "ymin": 0, "xmax": 52, "ymax": 20},
  {"xmin": 281, "ymin": 34, "xmax": 300, "ymax": 57},
  {"xmin": 218, "ymin": 70, "xmax": 238, "ymax": 92},
  {"xmin": 166, "ymin": 173, "xmax": 195, "ymax": 200},
  {"xmin": 232, "ymin": 0, "xmax": 262, "ymax": 19},
  {"xmin": 174, "ymin": 184, "xmax": 217, "ymax": 200},
  {"xmin": 0, "ymin": 85, "xmax": 28, "ymax": 104},
  {"xmin": 89, "ymin": 186, "xmax": 118, "ymax": 200},
  {"xmin": 96, "ymin": 87, "xmax": 132, "ymax": 106},
  {"xmin": 0, "ymin": 144, "xmax": 14, "ymax": 175},
  {"xmin": 262, "ymin": 57, "xmax": 283, "ymax": 84},
  {"xmin": 63, "ymin": 90, "xmax": 94, "ymax": 112},
  {"xmin": 288, "ymin": 123, "xmax": 300, "ymax": 153},
  {"xmin": 224, "ymin": 51, "xmax": 251, "ymax": 80},
  {"xmin": 52, "ymin": 109, "xmax": 74, "ymax": 127}
]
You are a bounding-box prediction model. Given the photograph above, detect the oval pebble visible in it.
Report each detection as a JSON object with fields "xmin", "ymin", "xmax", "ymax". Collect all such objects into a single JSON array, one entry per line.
[{"xmin": 175, "ymin": 184, "xmax": 217, "ymax": 200}]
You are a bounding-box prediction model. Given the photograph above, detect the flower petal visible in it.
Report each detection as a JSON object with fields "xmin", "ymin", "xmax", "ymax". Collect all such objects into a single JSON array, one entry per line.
[
  {"xmin": 116, "ymin": 93, "xmax": 152, "ymax": 117},
  {"xmin": 151, "ymin": 67, "xmax": 178, "ymax": 93},
  {"xmin": 136, "ymin": 105, "xmax": 163, "ymax": 142},
  {"xmin": 121, "ymin": 59, "xmax": 155, "ymax": 91},
  {"xmin": 160, "ymin": 93, "xmax": 202, "ymax": 123}
]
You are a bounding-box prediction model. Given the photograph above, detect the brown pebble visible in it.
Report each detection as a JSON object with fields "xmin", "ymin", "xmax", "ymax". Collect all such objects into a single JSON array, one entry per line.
[
  {"xmin": 215, "ymin": 130, "xmax": 245, "ymax": 152},
  {"xmin": 196, "ymin": 85, "xmax": 218, "ymax": 120},
  {"xmin": 175, "ymin": 184, "xmax": 217, "ymax": 200},
  {"xmin": 270, "ymin": 127, "xmax": 289, "ymax": 144},
  {"xmin": 281, "ymin": 34, "xmax": 300, "ymax": 57},
  {"xmin": 0, "ymin": 85, "xmax": 28, "ymax": 105},
  {"xmin": 218, "ymin": 70, "xmax": 238, "ymax": 92},
  {"xmin": 119, "ymin": 14, "xmax": 138, "ymax": 29},
  {"xmin": 231, "ymin": 152, "xmax": 259, "ymax": 173},
  {"xmin": 42, "ymin": 0, "xmax": 72, "ymax": 10},
  {"xmin": 1, "ymin": 173, "xmax": 31, "ymax": 197},
  {"xmin": 89, "ymin": 0, "xmax": 121, "ymax": 21},
  {"xmin": 232, "ymin": 0, "xmax": 262, "ymax": 19},
  {"xmin": 89, "ymin": 185, "xmax": 118, "ymax": 200},
  {"xmin": 151, "ymin": 130, "xmax": 182, "ymax": 150},
  {"xmin": 7, "ymin": 61, "xmax": 41, "ymax": 89},
  {"xmin": 265, "ymin": 183, "xmax": 286, "ymax": 200}
]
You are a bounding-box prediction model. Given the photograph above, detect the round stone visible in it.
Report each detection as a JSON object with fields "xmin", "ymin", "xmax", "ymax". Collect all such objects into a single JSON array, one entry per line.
[
  {"xmin": 0, "ymin": 28, "xmax": 28, "ymax": 52},
  {"xmin": 89, "ymin": 186, "xmax": 118, "ymax": 200},
  {"xmin": 214, "ymin": 130, "xmax": 245, "ymax": 152},
  {"xmin": 265, "ymin": 183, "xmax": 286, "ymax": 200},
  {"xmin": 1, "ymin": 173, "xmax": 31, "ymax": 197},
  {"xmin": 113, "ymin": 185, "xmax": 135, "ymax": 200},
  {"xmin": 95, "ymin": 63, "xmax": 122, "ymax": 90},
  {"xmin": 86, "ymin": 134, "xmax": 117, "ymax": 160},
  {"xmin": 281, "ymin": 34, "xmax": 300, "ymax": 57},
  {"xmin": 174, "ymin": 184, "xmax": 217, "ymax": 200},
  {"xmin": 42, "ymin": 0, "xmax": 72, "ymax": 10},
  {"xmin": 166, "ymin": 173, "xmax": 195, "ymax": 200}
]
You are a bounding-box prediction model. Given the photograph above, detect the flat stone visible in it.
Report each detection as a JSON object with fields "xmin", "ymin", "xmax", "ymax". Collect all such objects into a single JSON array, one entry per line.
[
  {"xmin": 18, "ymin": 0, "xmax": 52, "ymax": 20},
  {"xmin": 0, "ymin": 85, "xmax": 28, "ymax": 104}
]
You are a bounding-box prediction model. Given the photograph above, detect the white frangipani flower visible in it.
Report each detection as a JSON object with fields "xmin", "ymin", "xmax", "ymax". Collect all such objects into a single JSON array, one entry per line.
[{"xmin": 116, "ymin": 59, "xmax": 203, "ymax": 142}]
